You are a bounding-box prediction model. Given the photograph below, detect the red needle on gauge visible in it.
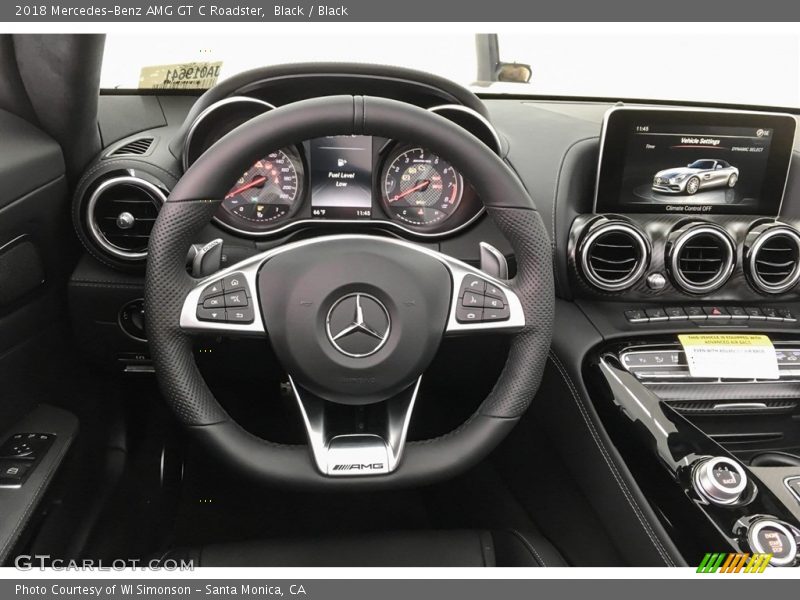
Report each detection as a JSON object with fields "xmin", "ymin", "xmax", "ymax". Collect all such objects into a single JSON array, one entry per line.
[
  {"xmin": 392, "ymin": 180, "xmax": 430, "ymax": 201},
  {"xmin": 225, "ymin": 176, "xmax": 267, "ymax": 199}
]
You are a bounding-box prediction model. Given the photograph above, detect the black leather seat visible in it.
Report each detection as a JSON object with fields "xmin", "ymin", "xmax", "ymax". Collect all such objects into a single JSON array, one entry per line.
[{"xmin": 168, "ymin": 529, "xmax": 566, "ymax": 567}]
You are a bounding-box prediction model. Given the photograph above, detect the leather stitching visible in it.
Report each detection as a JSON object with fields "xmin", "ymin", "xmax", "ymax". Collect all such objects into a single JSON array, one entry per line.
[
  {"xmin": 548, "ymin": 351, "xmax": 675, "ymax": 566},
  {"xmin": 505, "ymin": 529, "xmax": 546, "ymax": 567}
]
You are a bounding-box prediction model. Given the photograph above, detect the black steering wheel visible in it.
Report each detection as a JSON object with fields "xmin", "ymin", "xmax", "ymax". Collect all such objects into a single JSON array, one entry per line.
[{"xmin": 145, "ymin": 96, "xmax": 554, "ymax": 489}]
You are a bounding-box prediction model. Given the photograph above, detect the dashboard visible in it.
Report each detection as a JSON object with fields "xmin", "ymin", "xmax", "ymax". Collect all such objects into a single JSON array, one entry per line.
[{"xmin": 68, "ymin": 64, "xmax": 800, "ymax": 320}]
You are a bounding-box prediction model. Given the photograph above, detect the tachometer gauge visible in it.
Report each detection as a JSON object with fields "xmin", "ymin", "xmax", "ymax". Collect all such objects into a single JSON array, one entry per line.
[
  {"xmin": 381, "ymin": 146, "xmax": 463, "ymax": 227},
  {"xmin": 218, "ymin": 146, "xmax": 304, "ymax": 231}
]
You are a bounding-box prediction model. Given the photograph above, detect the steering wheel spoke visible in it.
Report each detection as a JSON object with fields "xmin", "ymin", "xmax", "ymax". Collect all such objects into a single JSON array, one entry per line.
[
  {"xmin": 290, "ymin": 375, "xmax": 422, "ymax": 476},
  {"xmin": 179, "ymin": 256, "xmax": 267, "ymax": 337}
]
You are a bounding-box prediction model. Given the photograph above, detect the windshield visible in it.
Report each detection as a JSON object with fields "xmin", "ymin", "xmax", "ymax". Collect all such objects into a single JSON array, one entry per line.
[
  {"xmin": 101, "ymin": 33, "xmax": 800, "ymax": 108},
  {"xmin": 688, "ymin": 160, "xmax": 716, "ymax": 170}
]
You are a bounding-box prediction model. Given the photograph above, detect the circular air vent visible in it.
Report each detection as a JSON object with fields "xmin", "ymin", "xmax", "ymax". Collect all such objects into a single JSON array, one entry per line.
[
  {"xmin": 746, "ymin": 225, "xmax": 800, "ymax": 294},
  {"xmin": 579, "ymin": 221, "xmax": 649, "ymax": 291},
  {"xmin": 669, "ymin": 225, "xmax": 735, "ymax": 294},
  {"xmin": 86, "ymin": 176, "xmax": 166, "ymax": 260}
]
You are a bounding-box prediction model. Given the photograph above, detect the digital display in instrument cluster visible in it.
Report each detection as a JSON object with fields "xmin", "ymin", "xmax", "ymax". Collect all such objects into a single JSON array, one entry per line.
[{"xmin": 309, "ymin": 135, "xmax": 373, "ymax": 219}]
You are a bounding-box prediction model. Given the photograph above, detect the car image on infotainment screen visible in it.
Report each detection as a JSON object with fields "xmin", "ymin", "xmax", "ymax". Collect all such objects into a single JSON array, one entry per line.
[
  {"xmin": 595, "ymin": 108, "xmax": 796, "ymax": 216},
  {"xmin": 625, "ymin": 124, "xmax": 770, "ymax": 210}
]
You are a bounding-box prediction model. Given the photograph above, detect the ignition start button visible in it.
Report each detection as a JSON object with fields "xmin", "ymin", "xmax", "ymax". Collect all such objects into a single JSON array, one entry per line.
[
  {"xmin": 747, "ymin": 519, "xmax": 798, "ymax": 567},
  {"xmin": 693, "ymin": 456, "xmax": 748, "ymax": 505}
]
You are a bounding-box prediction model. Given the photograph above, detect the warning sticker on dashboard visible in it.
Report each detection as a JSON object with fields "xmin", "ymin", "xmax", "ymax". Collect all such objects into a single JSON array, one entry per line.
[
  {"xmin": 678, "ymin": 334, "xmax": 779, "ymax": 380},
  {"xmin": 138, "ymin": 61, "xmax": 223, "ymax": 90}
]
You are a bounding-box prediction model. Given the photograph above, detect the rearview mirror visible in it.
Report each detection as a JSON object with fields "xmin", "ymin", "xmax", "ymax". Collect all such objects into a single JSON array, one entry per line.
[{"xmin": 496, "ymin": 63, "xmax": 532, "ymax": 83}]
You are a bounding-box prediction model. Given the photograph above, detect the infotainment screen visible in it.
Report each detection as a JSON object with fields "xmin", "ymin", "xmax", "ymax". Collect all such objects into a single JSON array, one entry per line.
[
  {"xmin": 595, "ymin": 108, "xmax": 796, "ymax": 215},
  {"xmin": 309, "ymin": 135, "xmax": 373, "ymax": 219}
]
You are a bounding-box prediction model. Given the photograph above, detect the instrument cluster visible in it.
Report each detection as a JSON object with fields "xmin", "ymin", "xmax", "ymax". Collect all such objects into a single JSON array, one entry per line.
[{"xmin": 184, "ymin": 98, "xmax": 497, "ymax": 238}]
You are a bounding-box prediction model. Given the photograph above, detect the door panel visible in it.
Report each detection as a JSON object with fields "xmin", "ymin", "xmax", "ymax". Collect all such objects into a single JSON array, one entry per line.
[{"xmin": 0, "ymin": 108, "xmax": 73, "ymax": 425}]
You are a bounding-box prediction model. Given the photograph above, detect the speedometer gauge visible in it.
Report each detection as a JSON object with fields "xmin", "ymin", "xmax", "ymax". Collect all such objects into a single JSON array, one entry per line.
[
  {"xmin": 381, "ymin": 146, "xmax": 463, "ymax": 227},
  {"xmin": 217, "ymin": 147, "xmax": 304, "ymax": 232}
]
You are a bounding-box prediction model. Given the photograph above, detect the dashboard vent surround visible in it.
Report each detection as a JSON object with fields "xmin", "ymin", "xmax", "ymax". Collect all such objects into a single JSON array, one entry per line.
[
  {"xmin": 86, "ymin": 176, "xmax": 166, "ymax": 260},
  {"xmin": 669, "ymin": 225, "xmax": 735, "ymax": 294},
  {"xmin": 579, "ymin": 221, "xmax": 649, "ymax": 291},
  {"xmin": 108, "ymin": 137, "xmax": 154, "ymax": 157},
  {"xmin": 747, "ymin": 226, "xmax": 800, "ymax": 294}
]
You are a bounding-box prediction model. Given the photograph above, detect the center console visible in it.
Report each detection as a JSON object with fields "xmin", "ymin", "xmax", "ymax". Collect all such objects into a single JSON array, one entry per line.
[{"xmin": 570, "ymin": 107, "xmax": 800, "ymax": 567}]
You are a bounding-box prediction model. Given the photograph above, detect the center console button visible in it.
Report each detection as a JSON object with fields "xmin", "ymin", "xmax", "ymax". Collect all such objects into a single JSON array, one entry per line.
[
  {"xmin": 726, "ymin": 306, "xmax": 748, "ymax": 320},
  {"xmin": 645, "ymin": 307, "xmax": 668, "ymax": 321},
  {"xmin": 777, "ymin": 308, "xmax": 797, "ymax": 322},
  {"xmin": 624, "ymin": 309, "xmax": 647, "ymax": 323},
  {"xmin": 703, "ymin": 306, "xmax": 730, "ymax": 320},
  {"xmin": 664, "ymin": 307, "xmax": 688, "ymax": 320},
  {"xmin": 693, "ymin": 456, "xmax": 748, "ymax": 505},
  {"xmin": 761, "ymin": 307, "xmax": 783, "ymax": 321},
  {"xmin": 744, "ymin": 307, "xmax": 766, "ymax": 321},
  {"xmin": 685, "ymin": 306, "xmax": 706, "ymax": 320},
  {"xmin": 747, "ymin": 519, "xmax": 798, "ymax": 567}
]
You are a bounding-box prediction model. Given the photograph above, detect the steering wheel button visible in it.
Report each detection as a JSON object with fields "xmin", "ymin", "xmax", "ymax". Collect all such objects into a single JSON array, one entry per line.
[
  {"xmin": 484, "ymin": 283, "xmax": 505, "ymax": 299},
  {"xmin": 461, "ymin": 275, "xmax": 486, "ymax": 295},
  {"xmin": 226, "ymin": 306, "xmax": 254, "ymax": 324},
  {"xmin": 224, "ymin": 292, "xmax": 248, "ymax": 307},
  {"xmin": 202, "ymin": 296, "xmax": 224, "ymax": 309},
  {"xmin": 484, "ymin": 305, "xmax": 510, "ymax": 321},
  {"xmin": 462, "ymin": 291, "xmax": 484, "ymax": 308},
  {"xmin": 196, "ymin": 307, "xmax": 226, "ymax": 322},
  {"xmin": 484, "ymin": 296, "xmax": 505, "ymax": 310},
  {"xmin": 199, "ymin": 281, "xmax": 224, "ymax": 303},
  {"xmin": 223, "ymin": 273, "xmax": 248, "ymax": 294},
  {"xmin": 456, "ymin": 306, "xmax": 483, "ymax": 323}
]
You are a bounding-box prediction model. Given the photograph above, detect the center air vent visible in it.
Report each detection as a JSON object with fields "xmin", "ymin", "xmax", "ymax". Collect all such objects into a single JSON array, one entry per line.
[
  {"xmin": 669, "ymin": 224, "xmax": 735, "ymax": 294},
  {"xmin": 746, "ymin": 225, "xmax": 800, "ymax": 294},
  {"xmin": 579, "ymin": 220, "xmax": 649, "ymax": 291},
  {"xmin": 86, "ymin": 176, "xmax": 166, "ymax": 260}
]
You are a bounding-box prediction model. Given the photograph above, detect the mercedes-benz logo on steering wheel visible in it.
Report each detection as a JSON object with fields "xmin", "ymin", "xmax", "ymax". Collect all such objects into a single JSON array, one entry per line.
[{"xmin": 325, "ymin": 293, "xmax": 391, "ymax": 358}]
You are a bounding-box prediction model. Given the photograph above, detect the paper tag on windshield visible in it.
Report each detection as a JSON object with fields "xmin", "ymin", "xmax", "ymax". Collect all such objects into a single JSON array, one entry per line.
[
  {"xmin": 678, "ymin": 334, "xmax": 779, "ymax": 380},
  {"xmin": 138, "ymin": 61, "xmax": 223, "ymax": 90}
]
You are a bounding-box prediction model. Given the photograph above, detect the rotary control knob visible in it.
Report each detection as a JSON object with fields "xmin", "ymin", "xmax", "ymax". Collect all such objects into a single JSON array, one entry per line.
[
  {"xmin": 693, "ymin": 456, "xmax": 748, "ymax": 505},
  {"xmin": 747, "ymin": 519, "xmax": 798, "ymax": 567}
]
